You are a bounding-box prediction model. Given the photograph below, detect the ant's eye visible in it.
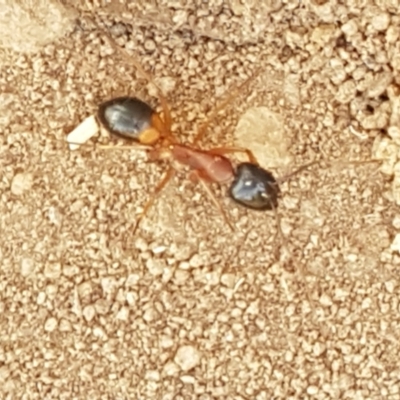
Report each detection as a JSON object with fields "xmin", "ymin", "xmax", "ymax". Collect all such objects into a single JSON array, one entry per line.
[
  {"xmin": 229, "ymin": 162, "xmax": 280, "ymax": 210},
  {"xmin": 97, "ymin": 96, "xmax": 154, "ymax": 140}
]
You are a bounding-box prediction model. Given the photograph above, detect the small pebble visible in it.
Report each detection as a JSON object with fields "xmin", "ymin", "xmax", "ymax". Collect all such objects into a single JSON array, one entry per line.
[
  {"xmin": 44, "ymin": 317, "xmax": 58, "ymax": 332},
  {"xmin": 11, "ymin": 172, "xmax": 33, "ymax": 195},
  {"xmin": 174, "ymin": 345, "xmax": 201, "ymax": 371}
]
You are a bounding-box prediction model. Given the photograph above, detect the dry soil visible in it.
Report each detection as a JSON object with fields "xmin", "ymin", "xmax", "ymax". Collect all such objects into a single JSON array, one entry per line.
[{"xmin": 1, "ymin": 1, "xmax": 400, "ymax": 399}]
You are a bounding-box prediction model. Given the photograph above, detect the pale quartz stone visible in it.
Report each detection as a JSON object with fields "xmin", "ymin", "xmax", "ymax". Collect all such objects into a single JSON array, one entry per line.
[
  {"xmin": 146, "ymin": 258, "xmax": 164, "ymax": 276},
  {"xmin": 310, "ymin": 24, "xmax": 336, "ymax": 46},
  {"xmin": 393, "ymin": 161, "xmax": 400, "ymax": 205},
  {"xmin": 390, "ymin": 233, "xmax": 400, "ymax": 252},
  {"xmin": 366, "ymin": 71, "xmax": 392, "ymax": 98},
  {"xmin": 220, "ymin": 273, "xmax": 236, "ymax": 288},
  {"xmin": 44, "ymin": 263, "xmax": 61, "ymax": 279},
  {"xmin": 319, "ymin": 294, "xmax": 333, "ymax": 306},
  {"xmin": 174, "ymin": 345, "xmax": 201, "ymax": 371},
  {"xmin": 283, "ymin": 73, "xmax": 301, "ymax": 106},
  {"xmin": 335, "ymin": 80, "xmax": 357, "ymax": 104},
  {"xmin": 44, "ymin": 317, "xmax": 58, "ymax": 332},
  {"xmin": 145, "ymin": 370, "xmax": 161, "ymax": 381},
  {"xmin": 390, "ymin": 96, "xmax": 400, "ymax": 126},
  {"xmin": 11, "ymin": 173, "xmax": 33, "ymax": 195},
  {"xmin": 116, "ymin": 306, "xmax": 129, "ymax": 322},
  {"xmin": 180, "ymin": 375, "xmax": 196, "ymax": 384},
  {"xmin": 78, "ymin": 281, "xmax": 93, "ymax": 299},
  {"xmin": 163, "ymin": 361, "xmax": 180, "ymax": 376},
  {"xmin": 388, "ymin": 126, "xmax": 400, "ymax": 145},
  {"xmin": 83, "ymin": 305, "xmax": 96, "ymax": 322},
  {"xmin": 371, "ymin": 13, "xmax": 390, "ymax": 31},
  {"xmin": 341, "ymin": 19, "xmax": 358, "ymax": 36},
  {"xmin": 372, "ymin": 136, "xmax": 397, "ymax": 175},
  {"xmin": 313, "ymin": 342, "xmax": 326, "ymax": 357},
  {"xmin": 66, "ymin": 115, "xmax": 99, "ymax": 150},
  {"xmin": 20, "ymin": 258, "xmax": 35, "ymax": 277}
]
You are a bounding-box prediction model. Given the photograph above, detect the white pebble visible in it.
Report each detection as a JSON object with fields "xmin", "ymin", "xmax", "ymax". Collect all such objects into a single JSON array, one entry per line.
[
  {"xmin": 220, "ymin": 273, "xmax": 236, "ymax": 288},
  {"xmin": 145, "ymin": 370, "xmax": 160, "ymax": 381},
  {"xmin": 36, "ymin": 292, "xmax": 46, "ymax": 305},
  {"xmin": 319, "ymin": 293, "xmax": 333, "ymax": 306},
  {"xmin": 11, "ymin": 172, "xmax": 33, "ymax": 195},
  {"xmin": 391, "ymin": 233, "xmax": 400, "ymax": 253},
  {"xmin": 66, "ymin": 115, "xmax": 98, "ymax": 150},
  {"xmin": 174, "ymin": 345, "xmax": 201, "ymax": 371},
  {"xmin": 341, "ymin": 19, "xmax": 358, "ymax": 36},
  {"xmin": 20, "ymin": 258, "xmax": 35, "ymax": 277},
  {"xmin": 116, "ymin": 306, "xmax": 129, "ymax": 321},
  {"xmin": 371, "ymin": 13, "xmax": 390, "ymax": 31},
  {"xmin": 163, "ymin": 361, "xmax": 179, "ymax": 376},
  {"xmin": 44, "ymin": 317, "xmax": 58, "ymax": 332},
  {"xmin": 146, "ymin": 258, "xmax": 164, "ymax": 276},
  {"xmin": 83, "ymin": 305, "xmax": 96, "ymax": 322},
  {"xmin": 307, "ymin": 385, "xmax": 319, "ymax": 395},
  {"xmin": 180, "ymin": 375, "xmax": 196, "ymax": 384},
  {"xmin": 189, "ymin": 254, "xmax": 204, "ymax": 268}
]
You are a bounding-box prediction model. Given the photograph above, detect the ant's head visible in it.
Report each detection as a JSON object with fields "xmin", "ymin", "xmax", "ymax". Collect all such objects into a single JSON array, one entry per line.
[
  {"xmin": 97, "ymin": 96, "xmax": 161, "ymax": 145},
  {"xmin": 229, "ymin": 162, "xmax": 280, "ymax": 211}
]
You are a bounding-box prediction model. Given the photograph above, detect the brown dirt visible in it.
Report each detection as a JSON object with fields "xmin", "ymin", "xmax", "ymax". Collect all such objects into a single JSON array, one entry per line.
[{"xmin": 1, "ymin": 1, "xmax": 400, "ymax": 399}]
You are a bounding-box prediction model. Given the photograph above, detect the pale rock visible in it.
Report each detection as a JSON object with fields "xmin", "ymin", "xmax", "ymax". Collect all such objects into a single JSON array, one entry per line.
[
  {"xmin": 83, "ymin": 305, "xmax": 96, "ymax": 322},
  {"xmin": 372, "ymin": 135, "xmax": 397, "ymax": 175},
  {"xmin": 59, "ymin": 319, "xmax": 72, "ymax": 332},
  {"xmin": 341, "ymin": 19, "xmax": 358, "ymax": 36},
  {"xmin": 37, "ymin": 292, "xmax": 46, "ymax": 305},
  {"xmin": 44, "ymin": 262, "xmax": 61, "ymax": 279},
  {"xmin": 163, "ymin": 361, "xmax": 179, "ymax": 376},
  {"xmin": 145, "ymin": 370, "xmax": 161, "ymax": 381},
  {"xmin": 366, "ymin": 71, "xmax": 392, "ymax": 98},
  {"xmin": 20, "ymin": 258, "xmax": 35, "ymax": 277},
  {"xmin": 390, "ymin": 96, "xmax": 400, "ymax": 126},
  {"xmin": 146, "ymin": 258, "xmax": 164, "ymax": 276},
  {"xmin": 180, "ymin": 375, "xmax": 196, "ymax": 384},
  {"xmin": 44, "ymin": 317, "xmax": 58, "ymax": 332},
  {"xmin": 310, "ymin": 24, "xmax": 335, "ymax": 46},
  {"xmin": 371, "ymin": 12, "xmax": 390, "ymax": 31},
  {"xmin": 390, "ymin": 233, "xmax": 400, "ymax": 252},
  {"xmin": 388, "ymin": 126, "xmax": 400, "ymax": 145},
  {"xmin": 220, "ymin": 273, "xmax": 236, "ymax": 288},
  {"xmin": 393, "ymin": 163, "xmax": 400, "ymax": 205},
  {"xmin": 11, "ymin": 172, "xmax": 33, "ymax": 195},
  {"xmin": 116, "ymin": 306, "xmax": 129, "ymax": 322},
  {"xmin": 66, "ymin": 115, "xmax": 98, "ymax": 150},
  {"xmin": 174, "ymin": 345, "xmax": 201, "ymax": 371}
]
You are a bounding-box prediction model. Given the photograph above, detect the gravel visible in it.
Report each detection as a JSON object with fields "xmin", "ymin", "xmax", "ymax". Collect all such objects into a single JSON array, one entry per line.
[{"xmin": 1, "ymin": 1, "xmax": 400, "ymax": 399}]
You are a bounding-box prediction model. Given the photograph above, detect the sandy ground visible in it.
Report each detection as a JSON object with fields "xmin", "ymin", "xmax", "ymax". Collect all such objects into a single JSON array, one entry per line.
[{"xmin": 1, "ymin": 1, "xmax": 400, "ymax": 399}]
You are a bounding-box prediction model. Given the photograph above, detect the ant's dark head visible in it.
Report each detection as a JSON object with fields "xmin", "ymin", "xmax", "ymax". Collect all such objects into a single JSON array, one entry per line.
[{"xmin": 229, "ymin": 162, "xmax": 280, "ymax": 211}]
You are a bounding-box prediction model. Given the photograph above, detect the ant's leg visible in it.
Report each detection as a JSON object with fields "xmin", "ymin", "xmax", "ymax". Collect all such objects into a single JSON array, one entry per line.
[
  {"xmin": 102, "ymin": 30, "xmax": 178, "ymax": 142},
  {"xmin": 193, "ymin": 68, "xmax": 263, "ymax": 146},
  {"xmin": 207, "ymin": 146, "xmax": 259, "ymax": 164},
  {"xmin": 132, "ymin": 167, "xmax": 175, "ymax": 234},
  {"xmin": 191, "ymin": 170, "xmax": 235, "ymax": 232}
]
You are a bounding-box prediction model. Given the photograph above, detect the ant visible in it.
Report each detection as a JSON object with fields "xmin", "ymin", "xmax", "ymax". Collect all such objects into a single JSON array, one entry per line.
[{"xmin": 69, "ymin": 31, "xmax": 318, "ymax": 239}]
